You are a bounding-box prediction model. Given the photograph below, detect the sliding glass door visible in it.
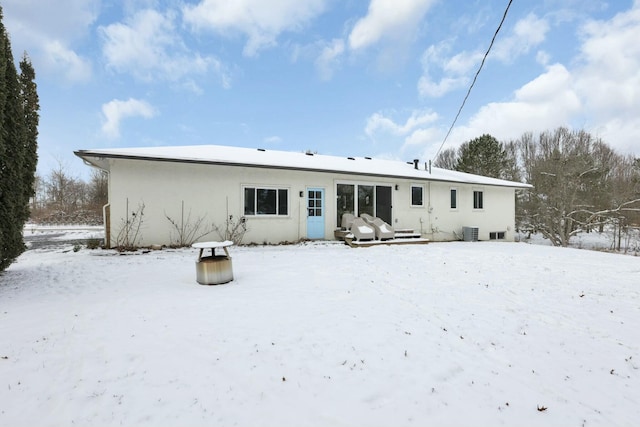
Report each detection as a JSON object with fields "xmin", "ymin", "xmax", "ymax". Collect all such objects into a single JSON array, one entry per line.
[{"xmin": 336, "ymin": 183, "xmax": 393, "ymax": 226}]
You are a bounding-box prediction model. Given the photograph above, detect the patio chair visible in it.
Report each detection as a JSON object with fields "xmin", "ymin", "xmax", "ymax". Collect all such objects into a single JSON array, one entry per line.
[
  {"xmin": 350, "ymin": 217, "xmax": 375, "ymax": 241},
  {"xmin": 341, "ymin": 213, "xmax": 355, "ymax": 230},
  {"xmin": 360, "ymin": 213, "xmax": 375, "ymax": 222},
  {"xmin": 366, "ymin": 217, "xmax": 395, "ymax": 240}
]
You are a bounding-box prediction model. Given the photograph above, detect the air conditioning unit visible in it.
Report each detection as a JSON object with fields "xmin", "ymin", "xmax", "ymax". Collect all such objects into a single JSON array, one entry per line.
[{"xmin": 462, "ymin": 226, "xmax": 479, "ymax": 242}]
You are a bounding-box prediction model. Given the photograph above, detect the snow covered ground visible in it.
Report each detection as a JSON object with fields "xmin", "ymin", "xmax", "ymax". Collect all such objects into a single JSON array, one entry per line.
[
  {"xmin": 22, "ymin": 224, "xmax": 104, "ymax": 250},
  {"xmin": 517, "ymin": 229, "xmax": 640, "ymax": 254},
  {"xmin": 1, "ymin": 228, "xmax": 639, "ymax": 427}
]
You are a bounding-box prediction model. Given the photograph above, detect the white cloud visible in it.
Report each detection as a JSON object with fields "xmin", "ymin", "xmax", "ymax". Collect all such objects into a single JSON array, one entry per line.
[
  {"xmin": 444, "ymin": 50, "xmax": 485, "ymax": 75},
  {"xmin": 365, "ymin": 113, "xmax": 400, "ymax": 137},
  {"xmin": 101, "ymin": 98, "xmax": 157, "ymax": 139},
  {"xmin": 413, "ymin": 5, "xmax": 640, "ymax": 158},
  {"xmin": 365, "ymin": 110, "xmax": 440, "ymax": 157},
  {"xmin": 575, "ymin": 5, "xmax": 640, "ymax": 115},
  {"xmin": 42, "ymin": 40, "xmax": 92, "ymax": 83},
  {"xmin": 348, "ymin": 0, "xmax": 436, "ymax": 51},
  {"xmin": 365, "ymin": 110, "xmax": 438, "ymax": 138},
  {"xmin": 2, "ymin": 0, "xmax": 99, "ymax": 42},
  {"xmin": 421, "ymin": 0, "xmax": 640, "ymax": 157},
  {"xmin": 315, "ymin": 39, "xmax": 345, "ymax": 80},
  {"xmin": 363, "ymin": 109, "xmax": 444, "ymax": 164},
  {"xmin": 100, "ymin": 9, "xmax": 229, "ymax": 89},
  {"xmin": 492, "ymin": 13, "xmax": 550, "ymax": 62},
  {"xmin": 457, "ymin": 64, "xmax": 581, "ymax": 141},
  {"xmin": 183, "ymin": 0, "xmax": 327, "ymax": 56},
  {"xmin": 418, "ymin": 75, "xmax": 469, "ymax": 98},
  {"xmin": 404, "ymin": 64, "xmax": 582, "ymax": 161},
  {"xmin": 404, "ymin": 127, "xmax": 441, "ymax": 148},
  {"xmin": 2, "ymin": 0, "xmax": 98, "ymax": 83},
  {"xmin": 590, "ymin": 118, "xmax": 640, "ymax": 155},
  {"xmin": 417, "ymin": 13, "xmax": 549, "ymax": 98},
  {"xmin": 572, "ymin": 3, "xmax": 640, "ymax": 153},
  {"xmin": 264, "ymin": 136, "xmax": 283, "ymax": 144},
  {"xmin": 417, "ymin": 42, "xmax": 474, "ymax": 97},
  {"xmin": 536, "ymin": 50, "xmax": 551, "ymax": 65}
]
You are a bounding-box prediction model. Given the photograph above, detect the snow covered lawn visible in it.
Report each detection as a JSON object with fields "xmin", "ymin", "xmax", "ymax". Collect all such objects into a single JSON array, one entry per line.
[{"xmin": 1, "ymin": 240, "xmax": 639, "ymax": 426}]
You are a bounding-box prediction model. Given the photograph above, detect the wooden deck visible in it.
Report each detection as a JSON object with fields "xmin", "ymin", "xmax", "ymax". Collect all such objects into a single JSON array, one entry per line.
[
  {"xmin": 344, "ymin": 236, "xmax": 430, "ymax": 248},
  {"xmin": 335, "ymin": 228, "xmax": 429, "ymax": 248}
]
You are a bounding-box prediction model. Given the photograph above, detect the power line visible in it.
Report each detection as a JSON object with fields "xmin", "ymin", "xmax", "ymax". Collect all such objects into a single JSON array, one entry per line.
[{"xmin": 432, "ymin": 0, "xmax": 514, "ymax": 161}]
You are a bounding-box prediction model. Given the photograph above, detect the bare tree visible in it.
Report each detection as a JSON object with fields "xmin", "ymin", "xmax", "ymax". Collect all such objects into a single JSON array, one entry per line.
[
  {"xmin": 28, "ymin": 160, "xmax": 107, "ymax": 224},
  {"xmin": 433, "ymin": 148, "xmax": 457, "ymax": 170},
  {"xmin": 517, "ymin": 127, "xmax": 640, "ymax": 246},
  {"xmin": 30, "ymin": 174, "xmax": 46, "ymax": 215},
  {"xmin": 503, "ymin": 141, "xmax": 522, "ymax": 182},
  {"xmin": 46, "ymin": 160, "xmax": 79, "ymax": 215},
  {"xmin": 88, "ymin": 169, "xmax": 108, "ymax": 210}
]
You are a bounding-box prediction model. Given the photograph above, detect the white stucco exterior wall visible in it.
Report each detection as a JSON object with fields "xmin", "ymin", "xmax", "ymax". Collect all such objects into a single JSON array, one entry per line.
[
  {"xmin": 104, "ymin": 157, "xmax": 519, "ymax": 246},
  {"xmin": 426, "ymin": 182, "xmax": 516, "ymax": 241}
]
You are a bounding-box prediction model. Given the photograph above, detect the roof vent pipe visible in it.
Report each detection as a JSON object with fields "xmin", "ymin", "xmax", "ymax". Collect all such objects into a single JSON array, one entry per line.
[
  {"xmin": 413, "ymin": 159, "xmax": 419, "ymax": 169},
  {"xmin": 429, "ymin": 160, "xmax": 432, "ymax": 174}
]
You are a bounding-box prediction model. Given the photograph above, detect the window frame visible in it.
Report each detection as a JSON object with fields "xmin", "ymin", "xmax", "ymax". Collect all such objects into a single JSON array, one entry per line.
[
  {"xmin": 489, "ymin": 231, "xmax": 506, "ymax": 240},
  {"xmin": 243, "ymin": 186, "xmax": 290, "ymax": 217},
  {"xmin": 410, "ymin": 184, "xmax": 424, "ymax": 207},
  {"xmin": 357, "ymin": 184, "xmax": 375, "ymax": 217},
  {"xmin": 473, "ymin": 190, "xmax": 484, "ymax": 210},
  {"xmin": 450, "ymin": 187, "xmax": 458, "ymax": 210},
  {"xmin": 336, "ymin": 183, "xmax": 356, "ymax": 227},
  {"xmin": 335, "ymin": 180, "xmax": 394, "ymax": 226}
]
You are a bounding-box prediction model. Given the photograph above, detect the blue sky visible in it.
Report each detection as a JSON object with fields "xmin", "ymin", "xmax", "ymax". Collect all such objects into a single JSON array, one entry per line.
[{"xmin": 3, "ymin": 0, "xmax": 639, "ymax": 179}]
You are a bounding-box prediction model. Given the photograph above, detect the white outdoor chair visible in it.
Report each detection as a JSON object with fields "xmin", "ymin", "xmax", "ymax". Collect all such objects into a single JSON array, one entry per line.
[
  {"xmin": 366, "ymin": 217, "xmax": 395, "ymax": 240},
  {"xmin": 341, "ymin": 213, "xmax": 355, "ymax": 230},
  {"xmin": 350, "ymin": 217, "xmax": 375, "ymax": 241}
]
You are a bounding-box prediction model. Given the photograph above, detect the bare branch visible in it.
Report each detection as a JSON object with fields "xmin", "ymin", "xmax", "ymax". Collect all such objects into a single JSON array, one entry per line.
[{"xmin": 584, "ymin": 198, "xmax": 640, "ymax": 224}]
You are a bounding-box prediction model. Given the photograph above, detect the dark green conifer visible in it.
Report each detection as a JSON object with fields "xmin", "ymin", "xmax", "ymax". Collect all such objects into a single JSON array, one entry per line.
[
  {"xmin": 20, "ymin": 54, "xmax": 39, "ymax": 223},
  {"xmin": 0, "ymin": 6, "xmax": 39, "ymax": 271}
]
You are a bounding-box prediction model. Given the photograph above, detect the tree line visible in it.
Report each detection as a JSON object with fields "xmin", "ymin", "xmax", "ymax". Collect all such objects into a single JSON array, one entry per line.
[
  {"xmin": 30, "ymin": 164, "xmax": 108, "ymax": 226},
  {"xmin": 434, "ymin": 129, "xmax": 640, "ymax": 247},
  {"xmin": 0, "ymin": 7, "xmax": 39, "ymax": 271}
]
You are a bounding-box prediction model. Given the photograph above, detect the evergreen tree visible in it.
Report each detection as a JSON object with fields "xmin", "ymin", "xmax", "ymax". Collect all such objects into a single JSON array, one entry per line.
[
  {"xmin": 0, "ymin": 7, "xmax": 38, "ymax": 271},
  {"xmin": 0, "ymin": 6, "xmax": 12, "ymax": 271},
  {"xmin": 455, "ymin": 134, "xmax": 510, "ymax": 179},
  {"xmin": 20, "ymin": 53, "xmax": 39, "ymax": 222}
]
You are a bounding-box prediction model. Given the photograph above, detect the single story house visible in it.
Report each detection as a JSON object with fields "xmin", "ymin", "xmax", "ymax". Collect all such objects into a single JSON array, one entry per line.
[{"xmin": 74, "ymin": 144, "xmax": 531, "ymax": 247}]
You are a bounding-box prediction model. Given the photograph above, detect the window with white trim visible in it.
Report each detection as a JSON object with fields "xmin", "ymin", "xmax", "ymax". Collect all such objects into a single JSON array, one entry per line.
[
  {"xmin": 411, "ymin": 185, "xmax": 424, "ymax": 207},
  {"xmin": 244, "ymin": 187, "xmax": 289, "ymax": 216},
  {"xmin": 473, "ymin": 190, "xmax": 484, "ymax": 209},
  {"xmin": 489, "ymin": 231, "xmax": 505, "ymax": 240}
]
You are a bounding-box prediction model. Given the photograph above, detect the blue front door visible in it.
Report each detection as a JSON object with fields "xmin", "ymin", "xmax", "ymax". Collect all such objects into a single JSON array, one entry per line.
[{"xmin": 306, "ymin": 188, "xmax": 325, "ymax": 239}]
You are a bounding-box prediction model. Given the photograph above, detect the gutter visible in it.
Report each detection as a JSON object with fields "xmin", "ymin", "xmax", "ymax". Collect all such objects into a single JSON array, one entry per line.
[{"xmin": 74, "ymin": 150, "xmax": 533, "ymax": 189}]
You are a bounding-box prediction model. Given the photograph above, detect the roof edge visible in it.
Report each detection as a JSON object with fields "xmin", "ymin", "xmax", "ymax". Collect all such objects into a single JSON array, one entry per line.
[{"xmin": 75, "ymin": 149, "xmax": 533, "ymax": 189}]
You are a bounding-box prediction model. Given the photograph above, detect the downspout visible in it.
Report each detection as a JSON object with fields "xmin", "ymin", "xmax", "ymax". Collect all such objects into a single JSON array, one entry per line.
[
  {"xmin": 104, "ymin": 167, "xmax": 111, "ymax": 248},
  {"xmin": 426, "ymin": 161, "xmax": 433, "ymax": 239},
  {"xmin": 427, "ymin": 181, "xmax": 432, "ymax": 239},
  {"xmin": 298, "ymin": 188, "xmax": 307, "ymax": 241},
  {"xmin": 103, "ymin": 203, "xmax": 111, "ymax": 248}
]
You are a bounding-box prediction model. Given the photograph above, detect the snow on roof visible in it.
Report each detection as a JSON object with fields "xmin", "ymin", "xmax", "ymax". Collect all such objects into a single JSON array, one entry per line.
[{"xmin": 75, "ymin": 144, "xmax": 532, "ymax": 188}]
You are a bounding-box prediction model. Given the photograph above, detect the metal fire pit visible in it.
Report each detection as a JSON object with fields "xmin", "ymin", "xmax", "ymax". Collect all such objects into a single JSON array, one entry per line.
[{"xmin": 192, "ymin": 241, "xmax": 234, "ymax": 285}]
